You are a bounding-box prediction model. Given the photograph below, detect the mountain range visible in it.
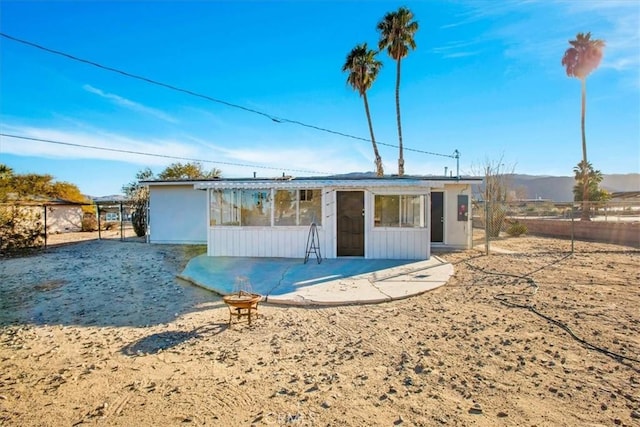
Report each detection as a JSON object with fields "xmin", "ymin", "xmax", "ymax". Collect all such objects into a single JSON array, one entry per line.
[
  {"xmin": 494, "ymin": 173, "xmax": 640, "ymax": 202},
  {"xmin": 89, "ymin": 173, "xmax": 639, "ymax": 202}
]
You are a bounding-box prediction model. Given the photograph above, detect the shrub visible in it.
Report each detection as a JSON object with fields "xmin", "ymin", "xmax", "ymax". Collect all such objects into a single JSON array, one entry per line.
[
  {"xmin": 506, "ymin": 221, "xmax": 528, "ymax": 237},
  {"xmin": 81, "ymin": 215, "xmax": 98, "ymax": 232},
  {"xmin": 0, "ymin": 205, "xmax": 45, "ymax": 254},
  {"xmin": 486, "ymin": 204, "xmax": 506, "ymax": 238}
]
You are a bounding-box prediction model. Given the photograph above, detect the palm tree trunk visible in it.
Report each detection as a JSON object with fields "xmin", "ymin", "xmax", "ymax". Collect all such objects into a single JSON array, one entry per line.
[
  {"xmin": 395, "ymin": 59, "xmax": 404, "ymax": 176},
  {"xmin": 363, "ymin": 93, "xmax": 384, "ymax": 176},
  {"xmin": 581, "ymin": 78, "xmax": 590, "ymax": 221}
]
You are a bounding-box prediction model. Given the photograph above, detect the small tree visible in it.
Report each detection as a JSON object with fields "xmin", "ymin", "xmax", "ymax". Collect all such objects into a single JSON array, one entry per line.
[
  {"xmin": 0, "ymin": 165, "xmax": 88, "ymax": 253},
  {"xmin": 472, "ymin": 157, "xmax": 515, "ymax": 238},
  {"xmin": 122, "ymin": 162, "xmax": 222, "ymax": 237},
  {"xmin": 122, "ymin": 168, "xmax": 154, "ymax": 237},
  {"xmin": 158, "ymin": 162, "xmax": 221, "ymax": 180}
]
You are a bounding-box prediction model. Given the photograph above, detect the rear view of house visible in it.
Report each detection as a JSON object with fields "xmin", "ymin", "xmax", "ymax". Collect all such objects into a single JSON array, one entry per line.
[{"xmin": 145, "ymin": 174, "xmax": 481, "ymax": 260}]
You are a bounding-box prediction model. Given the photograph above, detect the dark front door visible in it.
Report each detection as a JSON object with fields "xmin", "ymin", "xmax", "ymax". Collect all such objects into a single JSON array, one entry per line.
[
  {"xmin": 431, "ymin": 192, "xmax": 444, "ymax": 243},
  {"xmin": 337, "ymin": 191, "xmax": 365, "ymax": 256}
]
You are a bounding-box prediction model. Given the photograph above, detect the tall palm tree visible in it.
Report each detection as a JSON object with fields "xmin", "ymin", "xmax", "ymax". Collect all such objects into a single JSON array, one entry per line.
[
  {"xmin": 342, "ymin": 43, "xmax": 384, "ymax": 176},
  {"xmin": 377, "ymin": 6, "xmax": 418, "ymax": 176},
  {"xmin": 562, "ymin": 32, "xmax": 605, "ymax": 220}
]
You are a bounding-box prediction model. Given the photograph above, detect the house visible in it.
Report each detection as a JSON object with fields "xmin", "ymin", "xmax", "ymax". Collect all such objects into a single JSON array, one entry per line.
[
  {"xmin": 2, "ymin": 197, "xmax": 85, "ymax": 234},
  {"xmin": 144, "ymin": 174, "xmax": 482, "ymax": 260}
]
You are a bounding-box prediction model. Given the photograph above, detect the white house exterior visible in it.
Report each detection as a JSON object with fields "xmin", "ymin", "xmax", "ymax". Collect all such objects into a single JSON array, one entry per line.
[
  {"xmin": 146, "ymin": 175, "xmax": 481, "ymax": 260},
  {"xmin": 147, "ymin": 183, "xmax": 208, "ymax": 244}
]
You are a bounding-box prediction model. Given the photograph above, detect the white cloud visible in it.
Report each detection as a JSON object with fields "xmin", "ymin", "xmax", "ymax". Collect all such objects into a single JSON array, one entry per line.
[
  {"xmin": 83, "ymin": 84, "xmax": 178, "ymax": 123},
  {"xmin": 446, "ymin": 0, "xmax": 639, "ymax": 82},
  {"xmin": 431, "ymin": 40, "xmax": 482, "ymax": 59},
  {"xmin": 0, "ymin": 124, "xmax": 194, "ymax": 166}
]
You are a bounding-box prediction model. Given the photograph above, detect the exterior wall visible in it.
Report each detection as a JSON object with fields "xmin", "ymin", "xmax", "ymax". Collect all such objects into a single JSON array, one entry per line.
[
  {"xmin": 208, "ymin": 227, "xmax": 328, "ymax": 257},
  {"xmin": 364, "ymin": 188, "xmax": 430, "ymax": 259},
  {"xmin": 47, "ymin": 206, "xmax": 83, "ymax": 233},
  {"xmin": 149, "ymin": 185, "xmax": 207, "ymax": 244},
  {"xmin": 517, "ymin": 218, "xmax": 639, "ymax": 247},
  {"xmin": 147, "ymin": 179, "xmax": 475, "ymax": 258},
  {"xmin": 442, "ymin": 184, "xmax": 472, "ymax": 249},
  {"xmin": 17, "ymin": 205, "xmax": 82, "ymax": 234},
  {"xmin": 206, "ymin": 187, "xmax": 431, "ymax": 259}
]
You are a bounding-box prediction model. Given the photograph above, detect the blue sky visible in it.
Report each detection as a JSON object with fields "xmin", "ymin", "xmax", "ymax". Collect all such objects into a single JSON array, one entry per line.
[{"xmin": 1, "ymin": 0, "xmax": 638, "ymax": 196}]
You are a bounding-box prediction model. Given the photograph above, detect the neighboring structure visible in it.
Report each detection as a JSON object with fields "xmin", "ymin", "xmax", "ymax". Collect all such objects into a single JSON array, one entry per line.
[
  {"xmin": 3, "ymin": 198, "xmax": 85, "ymax": 234},
  {"xmin": 144, "ymin": 175, "xmax": 481, "ymax": 260}
]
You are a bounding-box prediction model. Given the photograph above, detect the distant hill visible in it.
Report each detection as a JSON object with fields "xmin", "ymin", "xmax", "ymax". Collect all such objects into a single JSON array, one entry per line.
[
  {"xmin": 90, "ymin": 195, "xmax": 128, "ymax": 203},
  {"xmin": 474, "ymin": 173, "xmax": 639, "ymax": 201}
]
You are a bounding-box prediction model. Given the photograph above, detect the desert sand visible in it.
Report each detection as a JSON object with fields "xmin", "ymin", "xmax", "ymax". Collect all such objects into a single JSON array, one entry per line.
[{"xmin": 1, "ymin": 232, "xmax": 639, "ymax": 426}]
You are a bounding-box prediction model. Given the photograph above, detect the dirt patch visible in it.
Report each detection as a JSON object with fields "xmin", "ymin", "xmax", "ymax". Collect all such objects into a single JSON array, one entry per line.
[{"xmin": 1, "ymin": 237, "xmax": 639, "ymax": 426}]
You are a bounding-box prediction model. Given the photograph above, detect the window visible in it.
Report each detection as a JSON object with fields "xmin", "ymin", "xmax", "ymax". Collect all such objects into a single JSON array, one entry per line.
[
  {"xmin": 274, "ymin": 190, "xmax": 297, "ymax": 226},
  {"xmin": 210, "ymin": 189, "xmax": 240, "ymax": 226},
  {"xmin": 374, "ymin": 194, "xmax": 425, "ymax": 228},
  {"xmin": 211, "ymin": 188, "xmax": 321, "ymax": 227},
  {"xmin": 240, "ymin": 190, "xmax": 271, "ymax": 226},
  {"xmin": 299, "ymin": 189, "xmax": 322, "ymax": 225},
  {"xmin": 274, "ymin": 189, "xmax": 322, "ymax": 226}
]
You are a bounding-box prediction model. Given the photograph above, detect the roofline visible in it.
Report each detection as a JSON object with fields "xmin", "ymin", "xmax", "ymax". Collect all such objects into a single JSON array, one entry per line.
[{"xmin": 142, "ymin": 175, "xmax": 483, "ymax": 187}]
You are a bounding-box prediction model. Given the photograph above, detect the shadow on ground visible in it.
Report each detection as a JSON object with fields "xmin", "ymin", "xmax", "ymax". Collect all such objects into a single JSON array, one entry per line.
[
  {"xmin": 121, "ymin": 323, "xmax": 228, "ymax": 356},
  {"xmin": 0, "ymin": 241, "xmax": 223, "ymax": 328}
]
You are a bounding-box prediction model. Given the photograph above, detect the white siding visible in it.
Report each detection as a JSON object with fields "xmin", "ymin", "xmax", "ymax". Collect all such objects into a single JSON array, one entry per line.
[
  {"xmin": 208, "ymin": 227, "xmax": 328, "ymax": 258},
  {"xmin": 146, "ymin": 179, "xmax": 474, "ymax": 258},
  {"xmin": 149, "ymin": 186, "xmax": 207, "ymax": 244},
  {"xmin": 443, "ymin": 184, "xmax": 472, "ymax": 249},
  {"xmin": 367, "ymin": 229, "xmax": 430, "ymax": 259},
  {"xmin": 364, "ymin": 188, "xmax": 430, "ymax": 260}
]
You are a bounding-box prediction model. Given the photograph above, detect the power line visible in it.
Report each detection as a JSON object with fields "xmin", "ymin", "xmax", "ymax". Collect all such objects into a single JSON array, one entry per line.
[
  {"xmin": 0, "ymin": 32, "xmax": 458, "ymax": 160},
  {"xmin": 0, "ymin": 133, "xmax": 329, "ymax": 175}
]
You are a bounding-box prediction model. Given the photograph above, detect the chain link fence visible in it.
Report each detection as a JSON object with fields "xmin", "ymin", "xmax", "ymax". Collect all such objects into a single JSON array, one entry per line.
[
  {"xmin": 0, "ymin": 201, "xmax": 141, "ymax": 255},
  {"xmin": 472, "ymin": 200, "xmax": 640, "ymax": 254},
  {"xmin": 95, "ymin": 203, "xmax": 139, "ymax": 242}
]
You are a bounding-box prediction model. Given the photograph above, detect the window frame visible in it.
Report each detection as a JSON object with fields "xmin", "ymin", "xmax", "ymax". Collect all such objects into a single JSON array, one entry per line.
[
  {"xmin": 373, "ymin": 193, "xmax": 426, "ymax": 229},
  {"xmin": 210, "ymin": 188, "xmax": 322, "ymax": 227}
]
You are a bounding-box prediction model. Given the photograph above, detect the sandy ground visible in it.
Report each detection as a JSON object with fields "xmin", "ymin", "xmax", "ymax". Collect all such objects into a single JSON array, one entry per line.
[{"xmin": 1, "ymin": 232, "xmax": 639, "ymax": 426}]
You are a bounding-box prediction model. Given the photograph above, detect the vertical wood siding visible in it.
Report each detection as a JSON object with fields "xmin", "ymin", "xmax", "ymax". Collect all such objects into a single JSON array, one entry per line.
[{"xmin": 208, "ymin": 227, "xmax": 327, "ymax": 258}]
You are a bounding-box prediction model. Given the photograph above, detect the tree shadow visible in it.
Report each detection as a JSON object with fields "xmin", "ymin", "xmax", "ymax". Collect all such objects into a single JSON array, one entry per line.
[
  {"xmin": 0, "ymin": 241, "xmax": 224, "ymax": 328},
  {"xmin": 120, "ymin": 322, "xmax": 228, "ymax": 356}
]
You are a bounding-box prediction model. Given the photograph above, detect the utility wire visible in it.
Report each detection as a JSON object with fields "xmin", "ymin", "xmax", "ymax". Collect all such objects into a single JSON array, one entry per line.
[
  {"xmin": 0, "ymin": 133, "xmax": 329, "ymax": 175},
  {"xmin": 465, "ymin": 259, "xmax": 640, "ymax": 366},
  {"xmin": 0, "ymin": 32, "xmax": 457, "ymax": 160}
]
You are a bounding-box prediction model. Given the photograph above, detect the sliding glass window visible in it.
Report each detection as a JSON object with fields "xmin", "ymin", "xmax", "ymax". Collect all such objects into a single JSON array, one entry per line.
[
  {"xmin": 211, "ymin": 189, "xmax": 321, "ymax": 226},
  {"xmin": 374, "ymin": 195, "xmax": 425, "ymax": 228}
]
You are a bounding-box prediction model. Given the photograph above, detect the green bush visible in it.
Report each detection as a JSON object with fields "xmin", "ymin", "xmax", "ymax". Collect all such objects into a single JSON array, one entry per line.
[{"xmin": 506, "ymin": 221, "xmax": 528, "ymax": 237}]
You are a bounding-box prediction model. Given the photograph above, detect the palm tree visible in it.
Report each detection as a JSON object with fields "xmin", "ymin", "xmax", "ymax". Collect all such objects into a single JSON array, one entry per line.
[
  {"xmin": 342, "ymin": 43, "xmax": 384, "ymax": 176},
  {"xmin": 0, "ymin": 164, "xmax": 13, "ymax": 180},
  {"xmin": 573, "ymin": 160, "xmax": 609, "ymax": 217},
  {"xmin": 377, "ymin": 6, "xmax": 418, "ymax": 176},
  {"xmin": 562, "ymin": 32, "xmax": 605, "ymax": 220}
]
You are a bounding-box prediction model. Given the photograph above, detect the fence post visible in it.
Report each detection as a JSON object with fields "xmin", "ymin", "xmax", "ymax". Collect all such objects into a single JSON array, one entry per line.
[
  {"xmin": 570, "ymin": 204, "xmax": 575, "ymax": 254},
  {"xmin": 119, "ymin": 202, "xmax": 124, "ymax": 241},
  {"xmin": 97, "ymin": 204, "xmax": 102, "ymax": 240},
  {"xmin": 43, "ymin": 205, "xmax": 47, "ymax": 249},
  {"xmin": 485, "ymin": 201, "xmax": 490, "ymax": 255}
]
